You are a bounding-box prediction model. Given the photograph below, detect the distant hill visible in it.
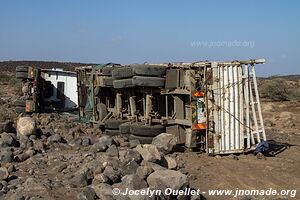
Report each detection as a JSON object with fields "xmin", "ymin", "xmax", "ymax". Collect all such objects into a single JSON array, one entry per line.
[{"xmin": 0, "ymin": 60, "xmax": 96, "ymax": 72}]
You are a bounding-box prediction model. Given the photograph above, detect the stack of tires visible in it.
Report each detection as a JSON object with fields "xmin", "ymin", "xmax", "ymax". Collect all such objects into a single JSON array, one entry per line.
[
  {"xmin": 15, "ymin": 99, "xmax": 26, "ymax": 113},
  {"xmin": 16, "ymin": 66, "xmax": 30, "ymax": 80},
  {"xmin": 104, "ymin": 119, "xmax": 166, "ymax": 144},
  {"xmin": 112, "ymin": 64, "xmax": 166, "ymax": 88},
  {"xmin": 129, "ymin": 122, "xmax": 165, "ymax": 144},
  {"xmin": 15, "ymin": 66, "xmax": 31, "ymax": 113},
  {"xmin": 99, "ymin": 66, "xmax": 121, "ymax": 87},
  {"xmin": 104, "ymin": 118, "xmax": 129, "ymax": 136}
]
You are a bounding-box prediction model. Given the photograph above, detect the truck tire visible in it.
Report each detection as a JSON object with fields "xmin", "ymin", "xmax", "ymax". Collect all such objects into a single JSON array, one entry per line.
[
  {"xmin": 132, "ymin": 65, "xmax": 166, "ymax": 76},
  {"xmin": 15, "ymin": 106, "xmax": 26, "ymax": 113},
  {"xmin": 119, "ymin": 122, "xmax": 132, "ymax": 134},
  {"xmin": 132, "ymin": 76, "xmax": 165, "ymax": 87},
  {"xmin": 97, "ymin": 103, "xmax": 108, "ymax": 121},
  {"xmin": 16, "ymin": 66, "xmax": 29, "ymax": 72},
  {"xmin": 105, "ymin": 119, "xmax": 129, "ymax": 130},
  {"xmin": 105, "ymin": 129, "xmax": 120, "ymax": 136},
  {"xmin": 102, "ymin": 66, "xmax": 121, "ymax": 76},
  {"xmin": 16, "ymin": 72, "xmax": 29, "ymax": 79},
  {"xmin": 129, "ymin": 134, "xmax": 153, "ymax": 144},
  {"xmin": 15, "ymin": 99, "xmax": 26, "ymax": 107},
  {"xmin": 112, "ymin": 67, "xmax": 134, "ymax": 79},
  {"xmin": 113, "ymin": 79, "xmax": 134, "ymax": 89},
  {"xmin": 130, "ymin": 123, "xmax": 165, "ymax": 137}
]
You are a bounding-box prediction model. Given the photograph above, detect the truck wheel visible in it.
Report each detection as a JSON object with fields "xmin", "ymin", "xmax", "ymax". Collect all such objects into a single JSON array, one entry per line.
[
  {"xmin": 130, "ymin": 123, "xmax": 165, "ymax": 137},
  {"xmin": 15, "ymin": 106, "xmax": 26, "ymax": 113},
  {"xmin": 132, "ymin": 76, "xmax": 165, "ymax": 87},
  {"xmin": 102, "ymin": 66, "xmax": 121, "ymax": 76},
  {"xmin": 129, "ymin": 134, "xmax": 153, "ymax": 144},
  {"xmin": 16, "ymin": 66, "xmax": 29, "ymax": 72},
  {"xmin": 15, "ymin": 99, "xmax": 26, "ymax": 107},
  {"xmin": 105, "ymin": 119, "xmax": 129, "ymax": 130},
  {"xmin": 16, "ymin": 72, "xmax": 29, "ymax": 79},
  {"xmin": 132, "ymin": 65, "xmax": 166, "ymax": 76},
  {"xmin": 113, "ymin": 79, "xmax": 134, "ymax": 89},
  {"xmin": 119, "ymin": 122, "xmax": 132, "ymax": 134},
  {"xmin": 112, "ymin": 67, "xmax": 134, "ymax": 79},
  {"xmin": 105, "ymin": 129, "xmax": 120, "ymax": 136},
  {"xmin": 100, "ymin": 77, "xmax": 115, "ymax": 87},
  {"xmin": 97, "ymin": 103, "xmax": 108, "ymax": 121}
]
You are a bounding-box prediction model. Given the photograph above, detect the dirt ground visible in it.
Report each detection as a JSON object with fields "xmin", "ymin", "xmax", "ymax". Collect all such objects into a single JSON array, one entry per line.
[{"xmin": 0, "ymin": 71, "xmax": 299, "ymax": 200}]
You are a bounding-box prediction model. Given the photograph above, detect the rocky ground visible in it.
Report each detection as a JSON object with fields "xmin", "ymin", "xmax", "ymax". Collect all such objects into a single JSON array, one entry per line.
[{"xmin": 0, "ymin": 71, "xmax": 299, "ymax": 200}]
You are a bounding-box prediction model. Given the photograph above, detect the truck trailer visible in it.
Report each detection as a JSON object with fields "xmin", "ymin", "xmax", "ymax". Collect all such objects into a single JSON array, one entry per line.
[{"xmin": 75, "ymin": 59, "xmax": 266, "ymax": 155}]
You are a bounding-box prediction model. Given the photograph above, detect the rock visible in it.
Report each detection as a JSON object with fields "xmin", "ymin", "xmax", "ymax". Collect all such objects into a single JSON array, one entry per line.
[
  {"xmin": 160, "ymin": 156, "xmax": 177, "ymax": 169},
  {"xmin": 147, "ymin": 170, "xmax": 188, "ymax": 191},
  {"xmin": 0, "ymin": 121, "xmax": 15, "ymax": 133},
  {"xmin": 136, "ymin": 165, "xmax": 154, "ymax": 179},
  {"xmin": 99, "ymin": 135, "xmax": 113, "ymax": 147},
  {"xmin": 0, "ymin": 167, "xmax": 9, "ymax": 180},
  {"xmin": 135, "ymin": 144, "xmax": 161, "ymax": 163},
  {"xmin": 70, "ymin": 168, "xmax": 93, "ymax": 188},
  {"xmin": 17, "ymin": 117, "xmax": 36, "ymax": 136},
  {"xmin": 129, "ymin": 139, "xmax": 140, "ymax": 148},
  {"xmin": 93, "ymin": 173, "xmax": 109, "ymax": 184},
  {"xmin": 91, "ymin": 142, "xmax": 108, "ymax": 153},
  {"xmin": 121, "ymin": 174, "xmax": 148, "ymax": 190},
  {"xmin": 69, "ymin": 138, "xmax": 83, "ymax": 146},
  {"xmin": 19, "ymin": 135, "xmax": 31, "ymax": 149},
  {"xmin": 77, "ymin": 186, "xmax": 96, "ymax": 200},
  {"xmin": 7, "ymin": 193, "xmax": 25, "ymax": 200},
  {"xmin": 106, "ymin": 145, "xmax": 119, "ymax": 157},
  {"xmin": 141, "ymin": 161, "xmax": 166, "ymax": 171},
  {"xmin": 33, "ymin": 140, "xmax": 46, "ymax": 152},
  {"xmin": 120, "ymin": 160, "xmax": 139, "ymax": 176},
  {"xmin": 94, "ymin": 183, "xmax": 113, "ymax": 199},
  {"xmin": 0, "ymin": 148, "xmax": 14, "ymax": 163},
  {"xmin": 0, "ymin": 133, "xmax": 16, "ymax": 147},
  {"xmin": 103, "ymin": 166, "xmax": 120, "ymax": 183},
  {"xmin": 113, "ymin": 137, "xmax": 128, "ymax": 147},
  {"xmin": 82, "ymin": 137, "xmax": 91, "ymax": 146},
  {"xmin": 54, "ymin": 163, "xmax": 68, "ymax": 172},
  {"xmin": 7, "ymin": 165, "xmax": 16, "ymax": 173},
  {"xmin": 94, "ymin": 165, "xmax": 105, "ymax": 175},
  {"xmin": 23, "ymin": 177, "xmax": 46, "ymax": 191},
  {"xmin": 123, "ymin": 149, "xmax": 142, "ymax": 164},
  {"xmin": 47, "ymin": 133, "xmax": 63, "ymax": 144},
  {"xmin": 152, "ymin": 133, "xmax": 177, "ymax": 154}
]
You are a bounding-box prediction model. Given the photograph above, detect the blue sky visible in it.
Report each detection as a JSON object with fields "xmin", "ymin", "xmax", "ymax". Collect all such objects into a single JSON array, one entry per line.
[{"xmin": 0, "ymin": 0, "xmax": 299, "ymax": 76}]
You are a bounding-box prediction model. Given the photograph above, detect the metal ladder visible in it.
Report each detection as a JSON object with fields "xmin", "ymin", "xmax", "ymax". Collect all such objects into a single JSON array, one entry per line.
[{"xmin": 244, "ymin": 64, "xmax": 266, "ymax": 149}]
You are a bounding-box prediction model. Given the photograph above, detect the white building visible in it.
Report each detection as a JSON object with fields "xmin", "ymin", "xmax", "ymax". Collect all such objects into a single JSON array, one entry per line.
[{"xmin": 42, "ymin": 68, "xmax": 78, "ymax": 109}]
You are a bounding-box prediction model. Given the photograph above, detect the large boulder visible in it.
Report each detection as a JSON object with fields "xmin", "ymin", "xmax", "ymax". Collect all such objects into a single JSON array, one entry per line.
[
  {"xmin": 0, "ymin": 167, "xmax": 9, "ymax": 180},
  {"xmin": 135, "ymin": 144, "xmax": 161, "ymax": 163},
  {"xmin": 147, "ymin": 170, "xmax": 188, "ymax": 191},
  {"xmin": 152, "ymin": 133, "xmax": 177, "ymax": 154},
  {"xmin": 17, "ymin": 117, "xmax": 36, "ymax": 136}
]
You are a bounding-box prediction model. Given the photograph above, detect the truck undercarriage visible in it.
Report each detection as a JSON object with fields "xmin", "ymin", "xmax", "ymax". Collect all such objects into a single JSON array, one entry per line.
[{"xmin": 76, "ymin": 59, "xmax": 266, "ymax": 155}]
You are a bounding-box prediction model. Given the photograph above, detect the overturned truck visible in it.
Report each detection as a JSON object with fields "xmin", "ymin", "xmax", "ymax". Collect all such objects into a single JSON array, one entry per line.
[{"xmin": 76, "ymin": 59, "xmax": 266, "ymax": 155}]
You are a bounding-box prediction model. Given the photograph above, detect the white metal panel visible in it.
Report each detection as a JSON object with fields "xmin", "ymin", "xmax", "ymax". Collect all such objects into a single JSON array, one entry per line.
[
  {"xmin": 44, "ymin": 70, "xmax": 78, "ymax": 109},
  {"xmin": 212, "ymin": 64, "xmax": 247, "ymax": 154}
]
